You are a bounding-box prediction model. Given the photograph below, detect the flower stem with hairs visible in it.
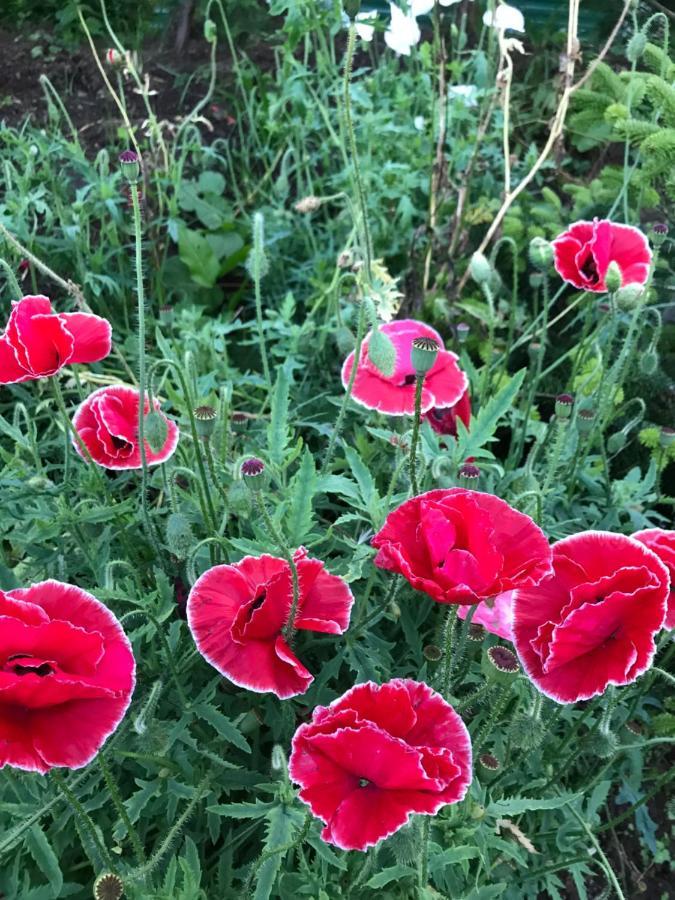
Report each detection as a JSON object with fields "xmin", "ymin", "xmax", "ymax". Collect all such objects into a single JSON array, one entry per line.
[
  {"xmin": 51, "ymin": 770, "xmax": 117, "ymax": 873},
  {"xmin": 97, "ymin": 750, "xmax": 146, "ymax": 865},
  {"xmin": 440, "ymin": 605, "xmax": 458, "ymax": 697},
  {"xmin": 253, "ymin": 492, "xmax": 300, "ymax": 645},
  {"xmin": 409, "ymin": 374, "xmax": 425, "ymax": 496}
]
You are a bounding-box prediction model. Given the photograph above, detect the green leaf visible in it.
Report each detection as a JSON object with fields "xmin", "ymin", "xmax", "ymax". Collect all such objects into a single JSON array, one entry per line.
[
  {"xmin": 267, "ymin": 367, "xmax": 291, "ymax": 466},
  {"xmin": 25, "ymin": 825, "xmax": 63, "ymax": 896},
  {"xmin": 487, "ymin": 793, "xmax": 581, "ymax": 817},
  {"xmin": 429, "ymin": 845, "xmax": 479, "ymax": 878},
  {"xmin": 286, "ymin": 448, "xmax": 317, "ymax": 545},
  {"xmin": 208, "ymin": 801, "xmax": 277, "ymax": 818},
  {"xmin": 365, "ymin": 864, "xmax": 417, "ymax": 888},
  {"xmin": 456, "ymin": 369, "xmax": 526, "ymax": 458},
  {"xmin": 344, "ymin": 446, "xmax": 379, "ymax": 510},
  {"xmin": 178, "ymin": 226, "xmax": 220, "ymax": 287},
  {"xmin": 193, "ymin": 703, "xmax": 251, "ymax": 753},
  {"xmin": 461, "ymin": 885, "xmax": 507, "ymax": 899},
  {"xmin": 255, "ymin": 805, "xmax": 303, "ymax": 900}
]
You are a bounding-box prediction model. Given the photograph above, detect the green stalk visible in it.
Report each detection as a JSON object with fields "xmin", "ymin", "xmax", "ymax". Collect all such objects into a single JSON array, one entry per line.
[
  {"xmin": 51, "ymin": 770, "xmax": 117, "ymax": 873},
  {"xmin": 97, "ymin": 751, "xmax": 146, "ymax": 865},
  {"xmin": 254, "ymin": 492, "xmax": 300, "ymax": 645},
  {"xmin": 440, "ymin": 605, "xmax": 459, "ymax": 697},
  {"xmin": 418, "ymin": 816, "xmax": 431, "ymax": 893},
  {"xmin": 409, "ymin": 374, "xmax": 425, "ymax": 496}
]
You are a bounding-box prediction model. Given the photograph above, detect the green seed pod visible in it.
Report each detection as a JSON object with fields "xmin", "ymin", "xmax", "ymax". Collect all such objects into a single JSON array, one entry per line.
[
  {"xmin": 626, "ymin": 31, "xmax": 647, "ymax": 63},
  {"xmin": 483, "ymin": 645, "xmax": 520, "ymax": 684},
  {"xmin": 659, "ymin": 427, "xmax": 675, "ymax": 449},
  {"xmin": 194, "ymin": 405, "xmax": 217, "ymax": 439},
  {"xmin": 165, "ymin": 513, "xmax": 194, "ymax": 560},
  {"xmin": 604, "ymin": 261, "xmax": 622, "ymax": 295},
  {"xmin": 93, "ymin": 873, "xmax": 124, "ymax": 900},
  {"xmin": 227, "ymin": 477, "xmax": 252, "ymax": 515},
  {"xmin": 576, "ymin": 408, "xmax": 596, "ymax": 436},
  {"xmin": 410, "ymin": 336, "xmax": 439, "ymax": 376},
  {"xmin": 469, "ymin": 251, "xmax": 493, "ymax": 285},
  {"xmin": 118, "ymin": 150, "xmax": 140, "ymax": 184},
  {"xmin": 555, "ymin": 394, "xmax": 574, "ymax": 420},
  {"xmin": 423, "ymin": 644, "xmax": 442, "ymax": 662},
  {"xmin": 528, "ymin": 236, "xmax": 554, "ymax": 271},
  {"xmin": 508, "ymin": 711, "xmax": 546, "ymax": 750},
  {"xmin": 144, "ymin": 410, "xmax": 168, "ymax": 453}
]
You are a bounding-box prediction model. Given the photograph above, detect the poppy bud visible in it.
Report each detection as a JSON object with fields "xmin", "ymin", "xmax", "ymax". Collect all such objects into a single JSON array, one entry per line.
[
  {"xmin": 94, "ymin": 873, "xmax": 124, "ymax": 900},
  {"xmin": 604, "ymin": 261, "xmax": 622, "ymax": 294},
  {"xmin": 607, "ymin": 431, "xmax": 627, "ymax": 454},
  {"xmin": 423, "ymin": 644, "xmax": 442, "ymax": 662},
  {"xmin": 165, "ymin": 513, "xmax": 194, "ymax": 560},
  {"xmin": 226, "ymin": 478, "xmax": 252, "ymax": 514},
  {"xmin": 118, "ymin": 149, "xmax": 140, "ymax": 184},
  {"xmin": 660, "ymin": 427, "xmax": 675, "ymax": 449},
  {"xmin": 335, "ymin": 325, "xmax": 355, "ymax": 355},
  {"xmin": 583, "ymin": 729, "xmax": 618, "ymax": 759},
  {"xmin": 528, "ymin": 236, "xmax": 554, "ymax": 271},
  {"xmin": 271, "ymin": 744, "xmax": 287, "ymax": 772},
  {"xmin": 651, "ymin": 223, "xmax": 668, "ymax": 248},
  {"xmin": 615, "ymin": 283, "xmax": 645, "ymax": 311},
  {"xmin": 204, "ymin": 17, "xmax": 217, "ymax": 43},
  {"xmin": 576, "ymin": 408, "xmax": 596, "ymax": 436},
  {"xmin": 294, "ymin": 195, "xmax": 322, "ymax": 214},
  {"xmin": 144, "ymin": 409, "xmax": 169, "ymax": 453},
  {"xmin": 194, "ymin": 405, "xmax": 217, "ymax": 439},
  {"xmin": 410, "ymin": 336, "xmax": 439, "ymax": 376},
  {"xmin": 458, "ymin": 462, "xmax": 480, "ymax": 486},
  {"xmin": 159, "ymin": 305, "xmax": 174, "ymax": 326},
  {"xmin": 470, "ymin": 803, "xmax": 486, "ymax": 820},
  {"xmin": 387, "ymin": 822, "xmax": 421, "ymax": 866},
  {"xmin": 456, "ymin": 322, "xmax": 470, "ymax": 344},
  {"xmin": 368, "ymin": 326, "xmax": 396, "ymax": 378},
  {"xmin": 508, "ymin": 712, "xmax": 546, "ymax": 750},
  {"xmin": 104, "ymin": 48, "xmax": 124, "ymax": 68},
  {"xmin": 469, "ymin": 251, "xmax": 493, "ymax": 285},
  {"xmin": 626, "ymin": 31, "xmax": 647, "ymax": 63},
  {"xmin": 528, "ymin": 340, "xmax": 543, "ymax": 361},
  {"xmin": 344, "ymin": 0, "xmax": 362, "ymax": 19},
  {"xmin": 555, "ymin": 393, "xmax": 574, "ymax": 419},
  {"xmin": 639, "ymin": 349, "xmax": 658, "ymax": 375}
]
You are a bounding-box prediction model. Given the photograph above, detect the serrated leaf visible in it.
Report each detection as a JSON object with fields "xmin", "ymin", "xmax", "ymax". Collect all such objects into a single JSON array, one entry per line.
[
  {"xmin": 286, "ymin": 448, "xmax": 317, "ymax": 544},
  {"xmin": 456, "ymin": 369, "xmax": 526, "ymax": 458},
  {"xmin": 193, "ymin": 703, "xmax": 251, "ymax": 753},
  {"xmin": 25, "ymin": 825, "xmax": 63, "ymax": 896},
  {"xmin": 208, "ymin": 801, "xmax": 277, "ymax": 818},
  {"xmin": 365, "ymin": 864, "xmax": 416, "ymax": 888},
  {"xmin": 267, "ymin": 367, "xmax": 291, "ymax": 466},
  {"xmin": 486, "ymin": 793, "xmax": 581, "ymax": 817},
  {"xmin": 429, "ymin": 845, "xmax": 479, "ymax": 878},
  {"xmin": 344, "ymin": 446, "xmax": 379, "ymax": 509},
  {"xmin": 254, "ymin": 805, "xmax": 302, "ymax": 900}
]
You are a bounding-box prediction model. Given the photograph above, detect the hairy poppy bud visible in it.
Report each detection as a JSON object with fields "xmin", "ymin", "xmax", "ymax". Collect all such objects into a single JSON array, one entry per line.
[
  {"xmin": 639, "ymin": 349, "xmax": 658, "ymax": 375},
  {"xmin": 604, "ymin": 261, "xmax": 622, "ymax": 294},
  {"xmin": 165, "ymin": 513, "xmax": 194, "ymax": 560},
  {"xmin": 105, "ymin": 48, "xmax": 124, "ymax": 68},
  {"xmin": 94, "ymin": 873, "xmax": 124, "ymax": 900},
  {"xmin": 194, "ymin": 405, "xmax": 217, "ymax": 439},
  {"xmin": 583, "ymin": 729, "xmax": 618, "ymax": 759},
  {"xmin": 144, "ymin": 409, "xmax": 169, "ymax": 453},
  {"xmin": 607, "ymin": 431, "xmax": 627, "ymax": 454},
  {"xmin": 626, "ymin": 31, "xmax": 647, "ymax": 63},
  {"xmin": 118, "ymin": 149, "xmax": 140, "ymax": 184},
  {"xmin": 368, "ymin": 325, "xmax": 396, "ymax": 377},
  {"xmin": 271, "ymin": 744, "xmax": 287, "ymax": 772},
  {"xmin": 508, "ymin": 711, "xmax": 546, "ymax": 750},
  {"xmin": 410, "ymin": 336, "xmax": 439, "ymax": 376},
  {"xmin": 204, "ymin": 18, "xmax": 217, "ymax": 42},
  {"xmin": 528, "ymin": 236, "xmax": 554, "ymax": 271},
  {"xmin": 335, "ymin": 325, "xmax": 355, "ymax": 355},
  {"xmin": 469, "ymin": 252, "xmax": 493, "ymax": 285},
  {"xmin": 615, "ymin": 282, "xmax": 645, "ymax": 311},
  {"xmin": 294, "ymin": 195, "xmax": 322, "ymax": 214},
  {"xmin": 227, "ymin": 478, "xmax": 251, "ymax": 514},
  {"xmin": 344, "ymin": 0, "xmax": 362, "ymax": 19}
]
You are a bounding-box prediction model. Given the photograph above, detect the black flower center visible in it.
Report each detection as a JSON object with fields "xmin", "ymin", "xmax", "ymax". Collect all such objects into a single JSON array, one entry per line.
[
  {"xmin": 403, "ymin": 374, "xmax": 417, "ymax": 386},
  {"xmin": 7, "ymin": 655, "xmax": 54, "ymax": 677},
  {"xmin": 580, "ymin": 251, "xmax": 599, "ymax": 284},
  {"xmin": 359, "ymin": 777, "xmax": 370, "ymax": 788}
]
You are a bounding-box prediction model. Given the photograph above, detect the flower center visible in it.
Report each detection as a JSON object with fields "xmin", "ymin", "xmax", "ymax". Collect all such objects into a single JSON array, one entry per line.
[
  {"xmin": 6, "ymin": 655, "xmax": 54, "ymax": 677},
  {"xmin": 579, "ymin": 251, "xmax": 600, "ymax": 284},
  {"xmin": 358, "ymin": 777, "xmax": 370, "ymax": 788},
  {"xmin": 403, "ymin": 374, "xmax": 417, "ymax": 386}
]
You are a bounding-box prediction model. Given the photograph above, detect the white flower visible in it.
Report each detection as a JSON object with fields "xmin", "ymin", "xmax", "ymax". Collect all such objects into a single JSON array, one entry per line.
[
  {"xmin": 414, "ymin": 115, "xmax": 426, "ymax": 131},
  {"xmin": 384, "ymin": 3, "xmax": 421, "ymax": 56},
  {"xmin": 448, "ymin": 84, "xmax": 479, "ymax": 106},
  {"xmin": 410, "ymin": 0, "xmax": 434, "ymax": 13},
  {"xmin": 483, "ymin": 2, "xmax": 525, "ymax": 33},
  {"xmin": 355, "ymin": 11, "xmax": 377, "ymax": 41}
]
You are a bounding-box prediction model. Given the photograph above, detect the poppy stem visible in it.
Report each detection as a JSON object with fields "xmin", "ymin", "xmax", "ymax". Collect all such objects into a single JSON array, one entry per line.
[
  {"xmin": 254, "ymin": 492, "xmax": 301, "ymax": 645},
  {"xmin": 440, "ymin": 604, "xmax": 458, "ymax": 697},
  {"xmin": 450, "ymin": 603, "xmax": 479, "ymax": 686},
  {"xmin": 51, "ymin": 769, "xmax": 118, "ymax": 873},
  {"xmin": 0, "ymin": 256, "xmax": 21, "ymax": 297},
  {"xmin": 51, "ymin": 378, "xmax": 107, "ymax": 491},
  {"xmin": 409, "ymin": 374, "xmax": 425, "ymax": 496},
  {"xmin": 97, "ymin": 750, "xmax": 146, "ymax": 866},
  {"xmin": 418, "ymin": 816, "xmax": 431, "ymax": 891}
]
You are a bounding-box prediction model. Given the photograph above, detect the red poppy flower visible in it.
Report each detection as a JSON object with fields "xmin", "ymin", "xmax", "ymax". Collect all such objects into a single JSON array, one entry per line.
[
  {"xmin": 632, "ymin": 529, "xmax": 675, "ymax": 630},
  {"xmin": 187, "ymin": 549, "xmax": 354, "ymax": 700},
  {"xmin": 0, "ymin": 295, "xmax": 112, "ymax": 385},
  {"xmin": 423, "ymin": 386, "xmax": 471, "ymax": 436},
  {"xmin": 341, "ymin": 319, "xmax": 467, "ymax": 416},
  {"xmin": 552, "ymin": 220, "xmax": 651, "ymax": 293},
  {"xmin": 289, "ymin": 679, "xmax": 472, "ymax": 851},
  {"xmin": 372, "ymin": 489, "xmax": 552, "ymax": 605},
  {"xmin": 458, "ymin": 590, "xmax": 515, "ymax": 641},
  {"xmin": 72, "ymin": 385, "xmax": 179, "ymax": 469},
  {"xmin": 513, "ymin": 532, "xmax": 669, "ymax": 704},
  {"xmin": 0, "ymin": 580, "xmax": 135, "ymax": 773}
]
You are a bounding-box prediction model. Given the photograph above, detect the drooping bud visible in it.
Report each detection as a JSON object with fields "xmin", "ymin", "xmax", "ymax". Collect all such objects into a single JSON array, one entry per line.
[
  {"xmin": 639, "ymin": 349, "xmax": 658, "ymax": 375},
  {"xmin": 528, "ymin": 236, "xmax": 554, "ymax": 271},
  {"xmin": 410, "ymin": 336, "xmax": 439, "ymax": 376},
  {"xmin": 508, "ymin": 712, "xmax": 546, "ymax": 750},
  {"xmin": 607, "ymin": 431, "xmax": 627, "ymax": 454},
  {"xmin": 469, "ymin": 251, "xmax": 493, "ymax": 285},
  {"xmin": 368, "ymin": 326, "xmax": 396, "ymax": 377},
  {"xmin": 456, "ymin": 322, "xmax": 470, "ymax": 344},
  {"xmin": 651, "ymin": 223, "xmax": 668, "ymax": 248},
  {"xmin": 555, "ymin": 393, "xmax": 574, "ymax": 420},
  {"xmin": 626, "ymin": 30, "xmax": 647, "ymax": 63},
  {"xmin": 105, "ymin": 48, "xmax": 124, "ymax": 68},
  {"xmin": 144, "ymin": 409, "xmax": 169, "ymax": 453},
  {"xmin": 344, "ymin": 0, "xmax": 362, "ymax": 19},
  {"xmin": 118, "ymin": 149, "xmax": 140, "ymax": 184},
  {"xmin": 294, "ymin": 195, "xmax": 322, "ymax": 214},
  {"xmin": 576, "ymin": 408, "xmax": 596, "ymax": 436},
  {"xmin": 194, "ymin": 405, "xmax": 217, "ymax": 439},
  {"xmin": 335, "ymin": 325, "xmax": 355, "ymax": 355},
  {"xmin": 604, "ymin": 261, "xmax": 622, "ymax": 294},
  {"xmin": 583, "ymin": 729, "xmax": 618, "ymax": 759},
  {"xmin": 615, "ymin": 282, "xmax": 645, "ymax": 311},
  {"xmin": 659, "ymin": 427, "xmax": 675, "ymax": 449},
  {"xmin": 165, "ymin": 513, "xmax": 194, "ymax": 560},
  {"xmin": 204, "ymin": 18, "xmax": 217, "ymax": 43},
  {"xmin": 271, "ymin": 744, "xmax": 287, "ymax": 772},
  {"xmin": 94, "ymin": 873, "xmax": 124, "ymax": 900}
]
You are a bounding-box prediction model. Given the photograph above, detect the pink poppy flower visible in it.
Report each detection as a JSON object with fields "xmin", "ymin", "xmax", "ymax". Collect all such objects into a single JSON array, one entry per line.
[
  {"xmin": 552, "ymin": 220, "xmax": 651, "ymax": 293},
  {"xmin": 423, "ymin": 386, "xmax": 471, "ymax": 436},
  {"xmin": 341, "ymin": 319, "xmax": 467, "ymax": 416},
  {"xmin": 632, "ymin": 529, "xmax": 675, "ymax": 630},
  {"xmin": 372, "ymin": 489, "xmax": 552, "ymax": 605},
  {"xmin": 513, "ymin": 532, "xmax": 669, "ymax": 704},
  {"xmin": 72, "ymin": 385, "xmax": 179, "ymax": 469},
  {"xmin": 0, "ymin": 295, "xmax": 112, "ymax": 385},
  {"xmin": 458, "ymin": 590, "xmax": 515, "ymax": 641},
  {"xmin": 187, "ymin": 549, "xmax": 354, "ymax": 700},
  {"xmin": 289, "ymin": 679, "xmax": 472, "ymax": 851},
  {"xmin": 0, "ymin": 580, "xmax": 135, "ymax": 773}
]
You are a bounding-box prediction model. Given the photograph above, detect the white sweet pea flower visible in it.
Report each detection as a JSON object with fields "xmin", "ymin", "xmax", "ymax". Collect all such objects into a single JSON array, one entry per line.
[
  {"xmin": 483, "ymin": 2, "xmax": 525, "ymax": 33},
  {"xmin": 384, "ymin": 3, "xmax": 421, "ymax": 56}
]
